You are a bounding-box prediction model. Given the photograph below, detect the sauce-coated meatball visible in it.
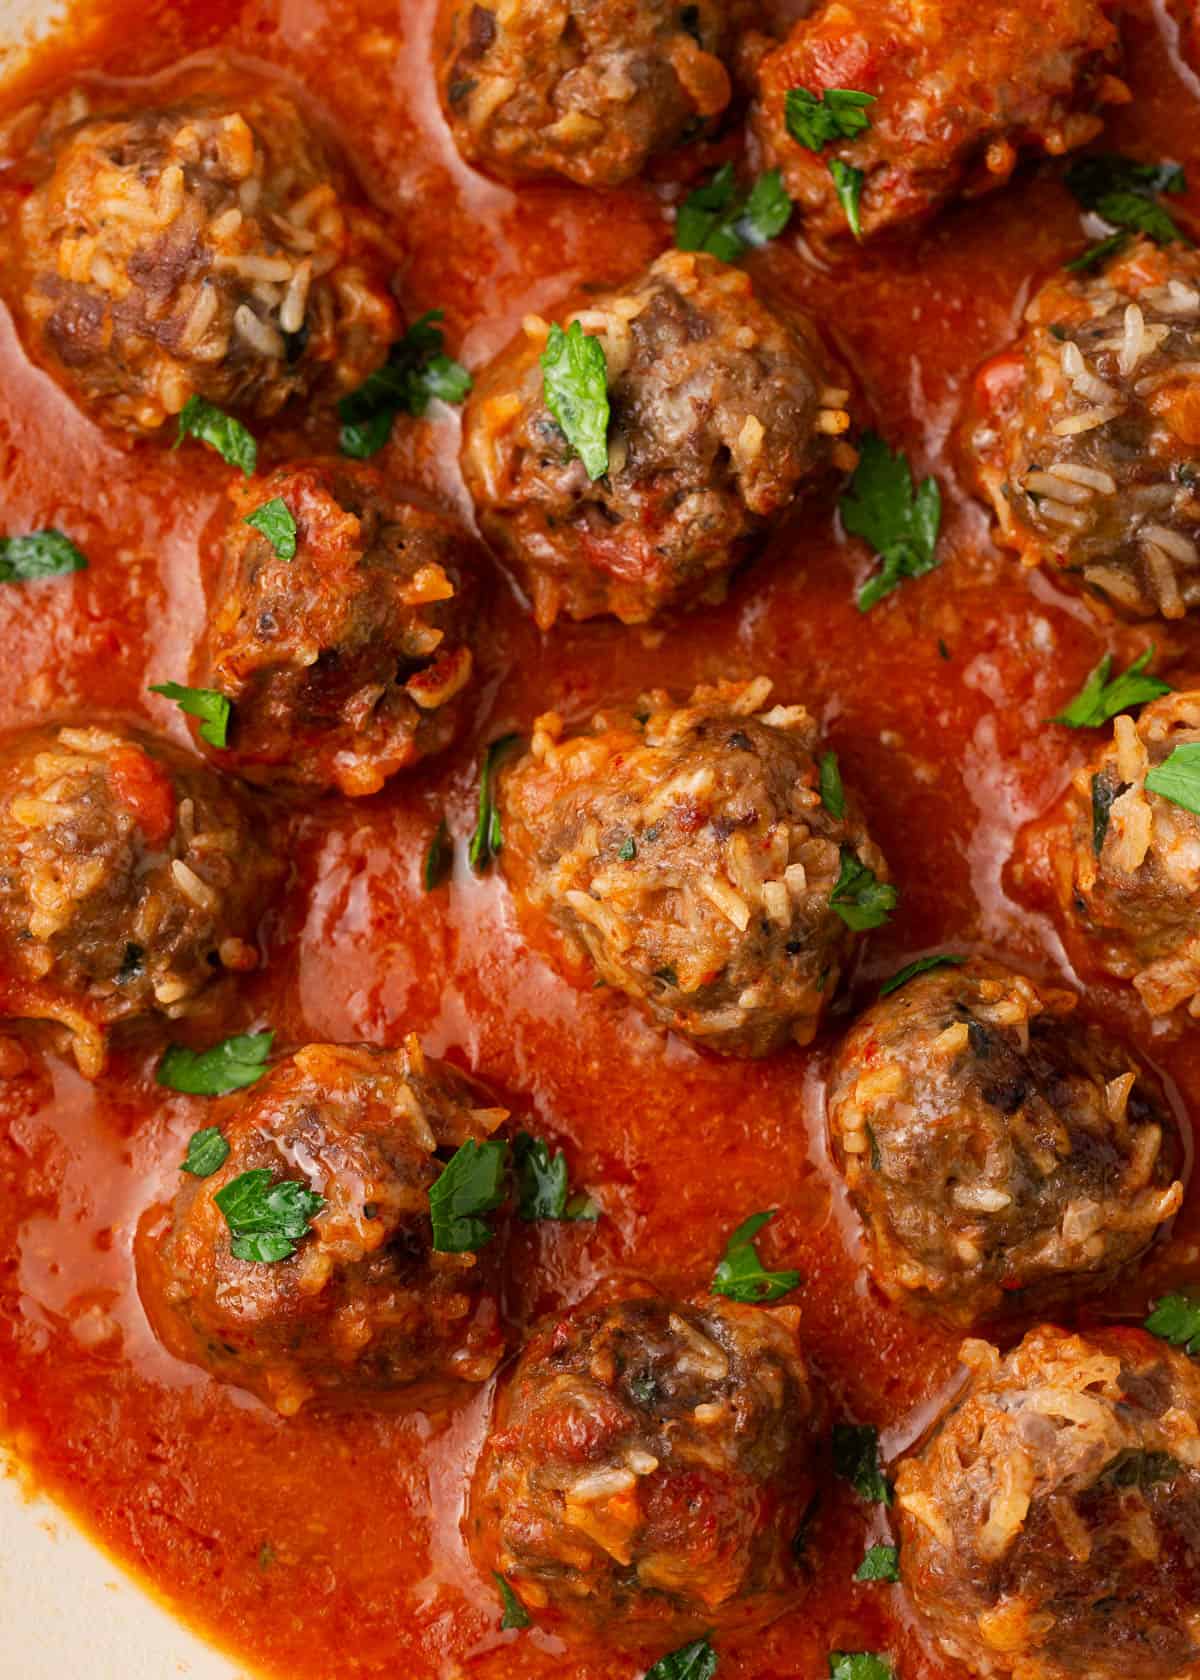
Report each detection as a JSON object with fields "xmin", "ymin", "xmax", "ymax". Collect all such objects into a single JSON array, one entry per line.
[
  {"xmin": 0, "ymin": 724, "xmax": 280, "ymax": 1077},
  {"xmin": 197, "ymin": 462, "xmax": 481, "ymax": 796},
  {"xmin": 1052, "ymin": 690, "xmax": 1200, "ymax": 1019},
  {"xmin": 968, "ymin": 239, "xmax": 1200, "ymax": 619},
  {"xmin": 11, "ymin": 69, "xmax": 397, "ymax": 435},
  {"xmin": 897, "ymin": 1326, "xmax": 1200, "ymax": 1680},
  {"xmin": 462, "ymin": 250, "xmax": 851, "ymax": 626},
  {"xmin": 470, "ymin": 1291, "xmax": 816, "ymax": 1637},
  {"xmin": 498, "ymin": 676, "xmax": 890, "ymax": 1056},
  {"xmin": 438, "ymin": 0, "xmax": 744, "ymax": 187},
  {"xmin": 751, "ymin": 0, "xmax": 1123, "ymax": 242},
  {"xmin": 141, "ymin": 1040, "xmax": 509, "ymax": 1416},
  {"xmin": 828, "ymin": 960, "xmax": 1183, "ymax": 1325}
]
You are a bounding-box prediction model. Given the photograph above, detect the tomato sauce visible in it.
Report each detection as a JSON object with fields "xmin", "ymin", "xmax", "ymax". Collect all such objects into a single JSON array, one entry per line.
[{"xmin": 2, "ymin": 2, "xmax": 1200, "ymax": 1676}]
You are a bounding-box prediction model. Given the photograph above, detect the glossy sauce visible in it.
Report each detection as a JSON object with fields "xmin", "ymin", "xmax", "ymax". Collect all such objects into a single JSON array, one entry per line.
[{"xmin": 2, "ymin": 2, "xmax": 1200, "ymax": 1676}]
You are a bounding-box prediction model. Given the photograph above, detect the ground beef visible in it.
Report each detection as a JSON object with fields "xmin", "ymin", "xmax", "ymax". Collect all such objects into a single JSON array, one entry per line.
[
  {"xmin": 461, "ymin": 249, "xmax": 851, "ymax": 626},
  {"xmin": 0, "ymin": 723, "xmax": 280, "ymax": 1077},
  {"xmin": 141, "ymin": 1039, "xmax": 509, "ymax": 1417},
  {"xmin": 827, "ymin": 959, "xmax": 1182, "ymax": 1326},
  {"xmin": 896, "ymin": 1325, "xmax": 1200, "ymax": 1680},
  {"xmin": 198, "ymin": 461, "xmax": 481, "ymax": 796},
  {"xmin": 750, "ymin": 0, "xmax": 1124, "ymax": 243},
  {"xmin": 498, "ymin": 675, "xmax": 890, "ymax": 1056},
  {"xmin": 469, "ymin": 1290, "xmax": 815, "ymax": 1639},
  {"xmin": 438, "ymin": 0, "xmax": 746, "ymax": 187},
  {"xmin": 10, "ymin": 65, "xmax": 397, "ymax": 435},
  {"xmin": 967, "ymin": 239, "xmax": 1200, "ymax": 620}
]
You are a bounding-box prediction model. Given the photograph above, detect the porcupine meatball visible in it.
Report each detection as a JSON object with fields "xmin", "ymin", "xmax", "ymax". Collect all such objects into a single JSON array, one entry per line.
[
  {"xmin": 750, "ymin": 0, "xmax": 1124, "ymax": 243},
  {"xmin": 197, "ymin": 462, "xmax": 481, "ymax": 796},
  {"xmin": 10, "ymin": 67, "xmax": 397, "ymax": 435},
  {"xmin": 896, "ymin": 1325, "xmax": 1200, "ymax": 1680},
  {"xmin": 0, "ymin": 724, "xmax": 279, "ymax": 1078},
  {"xmin": 461, "ymin": 249, "xmax": 851, "ymax": 627},
  {"xmin": 827, "ymin": 960, "xmax": 1183, "ymax": 1326},
  {"xmin": 438, "ymin": 0, "xmax": 745, "ymax": 188},
  {"xmin": 470, "ymin": 1291, "xmax": 816, "ymax": 1637},
  {"xmin": 968, "ymin": 239, "xmax": 1200, "ymax": 619},
  {"xmin": 141, "ymin": 1040, "xmax": 510, "ymax": 1416},
  {"xmin": 498, "ymin": 676, "xmax": 891, "ymax": 1056}
]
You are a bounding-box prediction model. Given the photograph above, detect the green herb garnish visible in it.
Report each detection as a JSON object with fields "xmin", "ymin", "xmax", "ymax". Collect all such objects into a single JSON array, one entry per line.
[
  {"xmin": 676, "ymin": 163, "xmax": 792, "ymax": 262},
  {"xmin": 831, "ymin": 847, "xmax": 897, "ymax": 931},
  {"xmin": 645, "ymin": 1639, "xmax": 718, "ymax": 1680},
  {"xmin": 428, "ymin": 1138, "xmax": 509, "ymax": 1253},
  {"xmin": 0, "ymin": 530, "xmax": 87, "ymax": 583},
  {"xmin": 244, "ymin": 496, "xmax": 298, "ymax": 560},
  {"xmin": 829, "ymin": 1656, "xmax": 892, "ymax": 1680},
  {"xmin": 214, "ymin": 1168, "xmax": 325, "ymax": 1264},
  {"xmin": 149, "ymin": 681, "xmax": 232, "ymax": 749},
  {"xmin": 513, "ymin": 1131, "xmax": 599, "ymax": 1222},
  {"xmin": 339, "ymin": 311, "xmax": 472, "ymax": 458},
  {"xmin": 494, "ymin": 1572, "xmax": 531, "ymax": 1631},
  {"xmin": 855, "ymin": 1544, "xmax": 900, "ymax": 1583},
  {"xmin": 1052, "ymin": 648, "xmax": 1170, "ymax": 728},
  {"xmin": 157, "ymin": 1031, "xmax": 275, "ymax": 1097},
  {"xmin": 181, "ymin": 1126, "xmax": 230, "ymax": 1178},
  {"xmin": 1064, "ymin": 153, "xmax": 1188, "ymax": 247},
  {"xmin": 842, "ymin": 432, "xmax": 942, "ymax": 611},
  {"xmin": 469, "ymin": 734, "xmax": 519, "ymax": 871},
  {"xmin": 423, "ymin": 816, "xmax": 452, "ymax": 891},
  {"xmin": 1146, "ymin": 1292, "xmax": 1200, "ymax": 1354},
  {"xmin": 174, "ymin": 396, "xmax": 257, "ymax": 475},
  {"xmin": 880, "ymin": 953, "xmax": 964, "ymax": 997},
  {"xmin": 829, "ymin": 158, "xmax": 867, "ymax": 238},
  {"xmin": 711, "ymin": 1210, "xmax": 801, "ymax": 1304},
  {"xmin": 1065, "ymin": 231, "xmax": 1130, "ymax": 274},
  {"xmin": 540, "ymin": 320, "xmax": 611, "ymax": 481},
  {"xmin": 1145, "ymin": 743, "xmax": 1200, "ymax": 815},
  {"xmin": 819, "ymin": 750, "xmax": 845, "ymax": 819},
  {"xmin": 785, "ymin": 87, "xmax": 876, "ymax": 151},
  {"xmin": 833, "ymin": 1423, "xmax": 893, "ymax": 1504}
]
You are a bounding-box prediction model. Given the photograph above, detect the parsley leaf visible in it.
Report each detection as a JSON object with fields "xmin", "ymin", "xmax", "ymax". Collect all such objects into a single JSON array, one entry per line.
[
  {"xmin": 182, "ymin": 1126, "xmax": 230, "ymax": 1177},
  {"xmin": 677, "ymin": 164, "xmax": 794, "ymax": 262},
  {"xmin": 540, "ymin": 320, "xmax": 611, "ymax": 481},
  {"xmin": 830, "ymin": 847, "xmax": 897, "ymax": 931},
  {"xmin": 711, "ymin": 1210, "xmax": 801, "ymax": 1304},
  {"xmin": 0, "ymin": 530, "xmax": 88, "ymax": 583},
  {"xmin": 244, "ymin": 497, "xmax": 298, "ymax": 560},
  {"xmin": 1145, "ymin": 1292, "xmax": 1200, "ymax": 1354},
  {"xmin": 428, "ymin": 1138, "xmax": 509, "ymax": 1252},
  {"xmin": 829, "ymin": 1655, "xmax": 892, "ymax": 1680},
  {"xmin": 785, "ymin": 87, "xmax": 876, "ymax": 152},
  {"xmin": 494, "ymin": 1573, "xmax": 531, "ymax": 1631},
  {"xmin": 829, "ymin": 158, "xmax": 867, "ymax": 238},
  {"xmin": 150, "ymin": 681, "xmax": 232, "ymax": 749},
  {"xmin": 819, "ymin": 750, "xmax": 845, "ymax": 819},
  {"xmin": 855, "ymin": 1544, "xmax": 900, "ymax": 1583},
  {"xmin": 157, "ymin": 1031, "xmax": 275, "ymax": 1097},
  {"xmin": 1065, "ymin": 231, "xmax": 1131, "ymax": 273},
  {"xmin": 1145, "ymin": 743, "xmax": 1200, "ymax": 815},
  {"xmin": 879, "ymin": 953, "xmax": 964, "ymax": 997},
  {"xmin": 1053, "ymin": 648, "xmax": 1171, "ymax": 728},
  {"xmin": 214, "ymin": 1168, "xmax": 325, "ymax": 1264},
  {"xmin": 174, "ymin": 396, "xmax": 257, "ymax": 475},
  {"xmin": 469, "ymin": 734, "xmax": 520, "ymax": 872},
  {"xmin": 833, "ymin": 1423, "xmax": 893, "ymax": 1504},
  {"xmin": 645, "ymin": 1639, "xmax": 719, "ymax": 1680},
  {"xmin": 423, "ymin": 816, "xmax": 452, "ymax": 891},
  {"xmin": 513, "ymin": 1131, "xmax": 599, "ymax": 1222},
  {"xmin": 842, "ymin": 433, "xmax": 942, "ymax": 611},
  {"xmin": 338, "ymin": 311, "xmax": 472, "ymax": 458},
  {"xmin": 1064, "ymin": 153, "xmax": 1188, "ymax": 246}
]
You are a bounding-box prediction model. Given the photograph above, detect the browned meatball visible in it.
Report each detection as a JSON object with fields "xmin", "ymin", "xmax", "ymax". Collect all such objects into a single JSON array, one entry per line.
[
  {"xmin": 438, "ymin": 0, "xmax": 745, "ymax": 187},
  {"xmin": 968, "ymin": 240, "xmax": 1200, "ymax": 619},
  {"xmin": 141, "ymin": 1040, "xmax": 510, "ymax": 1416},
  {"xmin": 498, "ymin": 676, "xmax": 891, "ymax": 1056},
  {"xmin": 0, "ymin": 723, "xmax": 280, "ymax": 1077},
  {"xmin": 197, "ymin": 462, "xmax": 481, "ymax": 796},
  {"xmin": 896, "ymin": 1326, "xmax": 1200, "ymax": 1680},
  {"xmin": 751, "ymin": 0, "xmax": 1124, "ymax": 243},
  {"xmin": 469, "ymin": 1290, "xmax": 816, "ymax": 1639},
  {"xmin": 10, "ymin": 68, "xmax": 397, "ymax": 435},
  {"xmin": 828, "ymin": 960, "xmax": 1183, "ymax": 1326},
  {"xmin": 461, "ymin": 250, "xmax": 851, "ymax": 626}
]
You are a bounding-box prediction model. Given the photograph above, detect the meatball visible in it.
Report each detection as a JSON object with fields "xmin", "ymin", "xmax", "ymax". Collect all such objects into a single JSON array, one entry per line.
[
  {"xmin": 461, "ymin": 249, "xmax": 851, "ymax": 626},
  {"xmin": 11, "ymin": 68, "xmax": 397, "ymax": 435},
  {"xmin": 498, "ymin": 676, "xmax": 890, "ymax": 1056},
  {"xmin": 968, "ymin": 239, "xmax": 1200, "ymax": 620},
  {"xmin": 470, "ymin": 1291, "xmax": 816, "ymax": 1637},
  {"xmin": 751, "ymin": 0, "xmax": 1123, "ymax": 243},
  {"xmin": 896, "ymin": 1325, "xmax": 1200, "ymax": 1680},
  {"xmin": 0, "ymin": 723, "xmax": 280, "ymax": 1077},
  {"xmin": 141, "ymin": 1039, "xmax": 509, "ymax": 1416},
  {"xmin": 197, "ymin": 462, "xmax": 481, "ymax": 796},
  {"xmin": 438, "ymin": 0, "xmax": 745, "ymax": 187},
  {"xmin": 827, "ymin": 960, "xmax": 1183, "ymax": 1325}
]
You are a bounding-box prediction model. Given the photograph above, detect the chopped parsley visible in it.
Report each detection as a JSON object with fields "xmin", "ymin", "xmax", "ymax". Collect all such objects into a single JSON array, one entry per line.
[
  {"xmin": 423, "ymin": 816, "xmax": 452, "ymax": 891},
  {"xmin": 676, "ymin": 163, "xmax": 793, "ymax": 262},
  {"xmin": 469, "ymin": 734, "xmax": 520, "ymax": 872},
  {"xmin": 513, "ymin": 1131, "xmax": 599, "ymax": 1223},
  {"xmin": 244, "ymin": 496, "xmax": 298, "ymax": 560},
  {"xmin": 1092, "ymin": 772, "xmax": 1120, "ymax": 855},
  {"xmin": 1145, "ymin": 1291, "xmax": 1200, "ymax": 1354},
  {"xmin": 855, "ymin": 1543, "xmax": 900, "ymax": 1583},
  {"xmin": 833, "ymin": 1423, "xmax": 893, "ymax": 1505},
  {"xmin": 540, "ymin": 320, "xmax": 611, "ymax": 481},
  {"xmin": 829, "ymin": 158, "xmax": 867, "ymax": 238},
  {"xmin": 819, "ymin": 751, "xmax": 845, "ymax": 819},
  {"xmin": 0, "ymin": 529, "xmax": 88, "ymax": 583},
  {"xmin": 214, "ymin": 1168, "xmax": 325, "ymax": 1264},
  {"xmin": 842, "ymin": 432, "xmax": 942, "ymax": 611},
  {"xmin": 829, "ymin": 1656, "xmax": 892, "ymax": 1680},
  {"xmin": 618, "ymin": 836, "xmax": 638, "ymax": 861},
  {"xmin": 1065, "ymin": 230, "xmax": 1130, "ymax": 274},
  {"xmin": 181, "ymin": 1126, "xmax": 230, "ymax": 1178},
  {"xmin": 711, "ymin": 1210, "xmax": 801, "ymax": 1304},
  {"xmin": 494, "ymin": 1572, "xmax": 531, "ymax": 1631},
  {"xmin": 645, "ymin": 1639, "xmax": 719, "ymax": 1680},
  {"xmin": 879, "ymin": 953, "xmax": 964, "ymax": 997},
  {"xmin": 428, "ymin": 1138, "xmax": 509, "ymax": 1252},
  {"xmin": 157, "ymin": 1031, "xmax": 275, "ymax": 1097},
  {"xmin": 174, "ymin": 396, "xmax": 257, "ymax": 475},
  {"xmin": 339, "ymin": 311, "xmax": 472, "ymax": 458},
  {"xmin": 785, "ymin": 87, "xmax": 876, "ymax": 152},
  {"xmin": 1052, "ymin": 648, "xmax": 1170, "ymax": 728},
  {"xmin": 1064, "ymin": 153, "xmax": 1188, "ymax": 248},
  {"xmin": 1145, "ymin": 743, "xmax": 1200, "ymax": 816},
  {"xmin": 831, "ymin": 847, "xmax": 897, "ymax": 931},
  {"xmin": 149, "ymin": 681, "xmax": 232, "ymax": 749}
]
